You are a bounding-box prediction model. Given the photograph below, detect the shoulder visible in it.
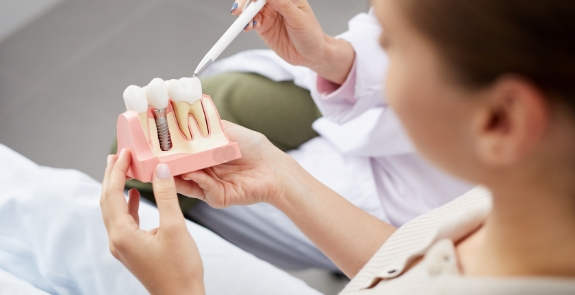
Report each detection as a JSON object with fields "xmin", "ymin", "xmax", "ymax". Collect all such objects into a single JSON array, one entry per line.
[{"xmin": 342, "ymin": 187, "xmax": 492, "ymax": 294}]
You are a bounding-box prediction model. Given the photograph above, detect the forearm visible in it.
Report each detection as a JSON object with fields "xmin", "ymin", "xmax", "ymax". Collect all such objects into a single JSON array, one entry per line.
[
  {"xmin": 309, "ymin": 36, "xmax": 356, "ymax": 85},
  {"xmin": 272, "ymin": 156, "xmax": 397, "ymax": 278}
]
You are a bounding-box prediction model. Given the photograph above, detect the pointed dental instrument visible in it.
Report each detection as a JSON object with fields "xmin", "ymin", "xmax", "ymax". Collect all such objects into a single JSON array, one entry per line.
[{"xmin": 192, "ymin": 0, "xmax": 267, "ymax": 78}]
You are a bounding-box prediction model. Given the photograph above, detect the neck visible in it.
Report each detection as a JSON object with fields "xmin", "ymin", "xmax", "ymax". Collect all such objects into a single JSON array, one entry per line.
[{"xmin": 457, "ymin": 177, "xmax": 575, "ymax": 278}]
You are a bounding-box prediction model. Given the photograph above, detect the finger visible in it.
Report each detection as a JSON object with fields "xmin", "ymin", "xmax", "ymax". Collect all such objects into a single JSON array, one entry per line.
[
  {"xmin": 108, "ymin": 149, "xmax": 132, "ymax": 193},
  {"xmin": 174, "ymin": 176, "xmax": 206, "ymax": 201},
  {"xmin": 231, "ymin": 0, "xmax": 247, "ymax": 16},
  {"xmin": 128, "ymin": 189, "xmax": 141, "ymax": 226},
  {"xmin": 152, "ymin": 164, "xmax": 186, "ymax": 229},
  {"xmin": 220, "ymin": 120, "xmax": 235, "ymax": 130},
  {"xmin": 180, "ymin": 170, "xmax": 222, "ymax": 208},
  {"xmin": 220, "ymin": 120, "xmax": 245, "ymax": 142},
  {"xmin": 102, "ymin": 154, "xmax": 118, "ymax": 191},
  {"xmin": 101, "ymin": 154, "xmax": 119, "ymax": 229},
  {"xmin": 253, "ymin": 13, "xmax": 262, "ymax": 30},
  {"xmin": 104, "ymin": 149, "xmax": 132, "ymax": 219},
  {"xmin": 243, "ymin": 18, "xmax": 254, "ymax": 32}
]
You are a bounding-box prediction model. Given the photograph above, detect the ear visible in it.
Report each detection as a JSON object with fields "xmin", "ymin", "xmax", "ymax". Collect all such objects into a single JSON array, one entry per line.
[{"xmin": 474, "ymin": 76, "xmax": 549, "ymax": 167}]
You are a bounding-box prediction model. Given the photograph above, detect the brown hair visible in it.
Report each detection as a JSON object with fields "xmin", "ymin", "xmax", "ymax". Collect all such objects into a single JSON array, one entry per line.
[{"xmin": 398, "ymin": 0, "xmax": 575, "ymax": 109}]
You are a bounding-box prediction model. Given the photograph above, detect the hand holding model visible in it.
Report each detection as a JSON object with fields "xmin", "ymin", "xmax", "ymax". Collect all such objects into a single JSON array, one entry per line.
[
  {"xmin": 233, "ymin": 0, "xmax": 355, "ymax": 84},
  {"xmin": 101, "ymin": 150, "xmax": 205, "ymax": 295},
  {"xmin": 175, "ymin": 121, "xmax": 297, "ymax": 208},
  {"xmin": 101, "ymin": 123, "xmax": 302, "ymax": 295}
]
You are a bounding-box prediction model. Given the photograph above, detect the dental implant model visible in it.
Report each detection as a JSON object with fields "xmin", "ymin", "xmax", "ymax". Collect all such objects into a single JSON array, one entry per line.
[
  {"xmin": 145, "ymin": 78, "xmax": 172, "ymax": 151},
  {"xmin": 116, "ymin": 77, "xmax": 242, "ymax": 183}
]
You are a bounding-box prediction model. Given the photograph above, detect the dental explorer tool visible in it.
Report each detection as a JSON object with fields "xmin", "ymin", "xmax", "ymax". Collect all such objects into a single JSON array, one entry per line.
[{"xmin": 192, "ymin": 0, "xmax": 267, "ymax": 78}]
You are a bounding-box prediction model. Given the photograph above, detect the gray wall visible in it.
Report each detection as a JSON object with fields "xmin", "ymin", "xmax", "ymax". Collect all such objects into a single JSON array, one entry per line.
[
  {"xmin": 0, "ymin": 0, "xmax": 65, "ymax": 41},
  {"xmin": 0, "ymin": 0, "xmax": 369, "ymax": 181}
]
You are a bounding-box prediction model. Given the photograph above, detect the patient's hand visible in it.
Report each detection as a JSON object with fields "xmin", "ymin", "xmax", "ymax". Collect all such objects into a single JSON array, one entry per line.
[
  {"xmin": 101, "ymin": 150, "xmax": 205, "ymax": 295},
  {"xmin": 176, "ymin": 121, "xmax": 296, "ymax": 208}
]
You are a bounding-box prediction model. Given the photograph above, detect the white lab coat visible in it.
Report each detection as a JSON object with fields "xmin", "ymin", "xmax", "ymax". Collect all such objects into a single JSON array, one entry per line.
[
  {"xmin": 192, "ymin": 10, "xmax": 474, "ymax": 270},
  {"xmin": 201, "ymin": 10, "xmax": 474, "ymax": 226}
]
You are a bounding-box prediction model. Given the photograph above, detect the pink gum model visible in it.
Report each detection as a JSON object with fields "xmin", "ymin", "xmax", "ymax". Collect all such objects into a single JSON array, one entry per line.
[{"xmin": 117, "ymin": 95, "xmax": 242, "ymax": 183}]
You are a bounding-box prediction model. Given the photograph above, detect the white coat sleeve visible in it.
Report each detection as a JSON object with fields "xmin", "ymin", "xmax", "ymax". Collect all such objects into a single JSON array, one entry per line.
[
  {"xmin": 309, "ymin": 9, "xmax": 417, "ymax": 157},
  {"xmin": 310, "ymin": 9, "xmax": 387, "ymax": 123}
]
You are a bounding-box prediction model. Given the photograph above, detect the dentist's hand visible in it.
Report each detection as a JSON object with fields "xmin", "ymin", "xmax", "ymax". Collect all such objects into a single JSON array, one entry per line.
[
  {"xmin": 176, "ymin": 121, "xmax": 296, "ymax": 209},
  {"xmin": 101, "ymin": 150, "xmax": 205, "ymax": 295},
  {"xmin": 232, "ymin": 0, "xmax": 355, "ymax": 84}
]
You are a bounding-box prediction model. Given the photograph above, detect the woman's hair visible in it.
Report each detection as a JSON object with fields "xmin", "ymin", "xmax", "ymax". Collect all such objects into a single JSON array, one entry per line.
[{"xmin": 398, "ymin": 0, "xmax": 575, "ymax": 110}]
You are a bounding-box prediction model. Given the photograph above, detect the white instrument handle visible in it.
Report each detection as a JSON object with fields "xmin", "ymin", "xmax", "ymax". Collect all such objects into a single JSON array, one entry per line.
[{"xmin": 206, "ymin": 0, "xmax": 267, "ymax": 62}]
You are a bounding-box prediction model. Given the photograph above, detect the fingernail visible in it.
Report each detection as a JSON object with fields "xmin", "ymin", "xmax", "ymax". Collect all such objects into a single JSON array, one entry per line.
[
  {"xmin": 253, "ymin": 20, "xmax": 257, "ymax": 26},
  {"xmin": 244, "ymin": 23, "xmax": 249, "ymax": 30},
  {"xmin": 157, "ymin": 164, "xmax": 171, "ymax": 179},
  {"xmin": 119, "ymin": 148, "xmax": 126, "ymax": 157},
  {"xmin": 231, "ymin": 2, "xmax": 238, "ymax": 12},
  {"xmin": 107, "ymin": 155, "xmax": 113, "ymax": 166}
]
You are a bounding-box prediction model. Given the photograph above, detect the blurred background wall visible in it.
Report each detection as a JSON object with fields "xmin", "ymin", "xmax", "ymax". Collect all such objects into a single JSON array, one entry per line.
[
  {"xmin": 0, "ymin": 0, "xmax": 65, "ymax": 41},
  {"xmin": 0, "ymin": 0, "xmax": 369, "ymax": 181}
]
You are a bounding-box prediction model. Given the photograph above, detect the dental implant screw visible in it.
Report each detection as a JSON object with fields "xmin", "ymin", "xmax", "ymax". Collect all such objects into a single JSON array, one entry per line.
[{"xmin": 153, "ymin": 109, "xmax": 172, "ymax": 151}]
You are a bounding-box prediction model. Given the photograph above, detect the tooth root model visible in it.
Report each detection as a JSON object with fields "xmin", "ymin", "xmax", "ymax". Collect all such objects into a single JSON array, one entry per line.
[
  {"xmin": 145, "ymin": 78, "xmax": 172, "ymax": 151},
  {"xmin": 116, "ymin": 76, "xmax": 242, "ymax": 183},
  {"xmin": 167, "ymin": 77, "xmax": 208, "ymax": 139},
  {"xmin": 123, "ymin": 85, "xmax": 149, "ymax": 141}
]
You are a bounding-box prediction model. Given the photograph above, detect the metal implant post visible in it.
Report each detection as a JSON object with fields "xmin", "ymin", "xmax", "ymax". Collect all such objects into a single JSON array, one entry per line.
[{"xmin": 153, "ymin": 109, "xmax": 172, "ymax": 151}]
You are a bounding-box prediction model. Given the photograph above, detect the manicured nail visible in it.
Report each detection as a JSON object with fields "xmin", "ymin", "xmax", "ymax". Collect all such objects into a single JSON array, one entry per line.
[
  {"xmin": 157, "ymin": 163, "xmax": 171, "ymax": 179},
  {"xmin": 231, "ymin": 2, "xmax": 238, "ymax": 13},
  {"xmin": 244, "ymin": 23, "xmax": 249, "ymax": 30},
  {"xmin": 253, "ymin": 20, "xmax": 257, "ymax": 26},
  {"xmin": 119, "ymin": 148, "xmax": 126, "ymax": 157},
  {"xmin": 107, "ymin": 155, "xmax": 113, "ymax": 166}
]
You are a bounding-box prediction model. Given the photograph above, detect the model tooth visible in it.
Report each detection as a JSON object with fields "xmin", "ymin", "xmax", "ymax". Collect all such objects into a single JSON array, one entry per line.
[
  {"xmin": 190, "ymin": 100, "xmax": 208, "ymax": 136},
  {"xmin": 166, "ymin": 78, "xmax": 201, "ymax": 104},
  {"xmin": 145, "ymin": 78, "xmax": 169, "ymax": 110},
  {"xmin": 167, "ymin": 77, "xmax": 208, "ymax": 138},
  {"xmin": 123, "ymin": 85, "xmax": 150, "ymax": 140},
  {"xmin": 123, "ymin": 85, "xmax": 148, "ymax": 112}
]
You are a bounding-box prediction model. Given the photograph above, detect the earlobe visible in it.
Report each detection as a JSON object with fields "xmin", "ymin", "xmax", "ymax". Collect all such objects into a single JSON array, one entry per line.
[{"xmin": 474, "ymin": 77, "xmax": 549, "ymax": 168}]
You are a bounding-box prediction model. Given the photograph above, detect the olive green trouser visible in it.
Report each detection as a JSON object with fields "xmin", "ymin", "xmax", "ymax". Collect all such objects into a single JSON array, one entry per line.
[{"xmin": 112, "ymin": 73, "xmax": 322, "ymax": 211}]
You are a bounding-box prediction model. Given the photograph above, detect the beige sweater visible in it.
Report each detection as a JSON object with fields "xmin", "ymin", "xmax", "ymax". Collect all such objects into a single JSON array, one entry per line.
[{"xmin": 341, "ymin": 187, "xmax": 575, "ymax": 295}]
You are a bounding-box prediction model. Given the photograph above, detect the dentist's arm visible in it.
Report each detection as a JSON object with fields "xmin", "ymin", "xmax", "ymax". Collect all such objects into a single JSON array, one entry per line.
[
  {"xmin": 177, "ymin": 122, "xmax": 396, "ymax": 278},
  {"xmin": 233, "ymin": 0, "xmax": 355, "ymax": 85}
]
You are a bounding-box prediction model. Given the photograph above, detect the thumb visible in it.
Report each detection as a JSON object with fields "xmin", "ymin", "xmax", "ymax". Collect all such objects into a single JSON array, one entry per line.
[{"xmin": 153, "ymin": 164, "xmax": 185, "ymax": 229}]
